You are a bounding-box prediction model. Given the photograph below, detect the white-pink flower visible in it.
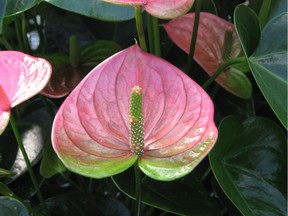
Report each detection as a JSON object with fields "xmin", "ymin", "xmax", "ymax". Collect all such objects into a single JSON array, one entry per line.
[{"xmin": 0, "ymin": 51, "xmax": 52, "ymax": 134}]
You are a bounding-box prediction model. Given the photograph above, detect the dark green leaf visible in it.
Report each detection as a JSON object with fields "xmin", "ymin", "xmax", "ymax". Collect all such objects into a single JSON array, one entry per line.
[
  {"xmin": 209, "ymin": 116, "xmax": 287, "ymax": 216},
  {"xmin": 235, "ymin": 3, "xmax": 288, "ymax": 128},
  {"xmin": 0, "ymin": 168, "xmax": 15, "ymax": 178},
  {"xmin": 44, "ymin": 0, "xmax": 134, "ymax": 21},
  {"xmin": 112, "ymin": 168, "xmax": 222, "ymax": 215},
  {"xmin": 0, "ymin": 0, "xmax": 39, "ymax": 34},
  {"xmin": 40, "ymin": 140, "xmax": 66, "ymax": 178},
  {"xmin": 0, "ymin": 196, "xmax": 29, "ymax": 216},
  {"xmin": 0, "ymin": 182, "xmax": 14, "ymax": 196},
  {"xmin": 38, "ymin": 192, "xmax": 129, "ymax": 216},
  {"xmin": 234, "ymin": 5, "xmax": 261, "ymax": 56}
]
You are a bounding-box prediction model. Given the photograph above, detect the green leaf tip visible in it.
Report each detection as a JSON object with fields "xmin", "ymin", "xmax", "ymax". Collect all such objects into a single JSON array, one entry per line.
[{"xmin": 129, "ymin": 86, "xmax": 144, "ymax": 156}]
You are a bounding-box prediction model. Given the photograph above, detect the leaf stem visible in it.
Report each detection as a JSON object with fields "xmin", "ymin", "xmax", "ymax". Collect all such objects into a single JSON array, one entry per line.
[
  {"xmin": 15, "ymin": 19, "xmax": 25, "ymax": 52},
  {"xmin": 135, "ymin": 7, "xmax": 147, "ymax": 52},
  {"xmin": 202, "ymin": 57, "xmax": 246, "ymax": 89},
  {"xmin": 21, "ymin": 13, "xmax": 30, "ymax": 53},
  {"xmin": 0, "ymin": 37, "xmax": 13, "ymax": 50},
  {"xmin": 151, "ymin": 16, "xmax": 161, "ymax": 56},
  {"xmin": 134, "ymin": 164, "xmax": 142, "ymax": 216},
  {"xmin": 147, "ymin": 14, "xmax": 154, "ymax": 54},
  {"xmin": 186, "ymin": 0, "xmax": 202, "ymax": 75},
  {"xmin": 9, "ymin": 113, "xmax": 47, "ymax": 212}
]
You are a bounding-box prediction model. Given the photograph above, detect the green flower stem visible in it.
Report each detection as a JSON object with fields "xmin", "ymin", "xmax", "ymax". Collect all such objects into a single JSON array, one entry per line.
[
  {"xmin": 186, "ymin": 0, "xmax": 202, "ymax": 75},
  {"xmin": 9, "ymin": 113, "xmax": 47, "ymax": 212},
  {"xmin": 151, "ymin": 16, "xmax": 161, "ymax": 57},
  {"xmin": 21, "ymin": 13, "xmax": 30, "ymax": 53},
  {"xmin": 134, "ymin": 164, "xmax": 142, "ymax": 216},
  {"xmin": 202, "ymin": 57, "xmax": 246, "ymax": 89},
  {"xmin": 146, "ymin": 14, "xmax": 161, "ymax": 56},
  {"xmin": 15, "ymin": 19, "xmax": 25, "ymax": 52},
  {"xmin": 201, "ymin": 166, "xmax": 211, "ymax": 181},
  {"xmin": 147, "ymin": 14, "xmax": 154, "ymax": 53},
  {"xmin": 135, "ymin": 7, "xmax": 147, "ymax": 52}
]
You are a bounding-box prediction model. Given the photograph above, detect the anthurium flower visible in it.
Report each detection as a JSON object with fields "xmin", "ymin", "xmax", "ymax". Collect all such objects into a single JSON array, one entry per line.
[
  {"xmin": 0, "ymin": 51, "xmax": 52, "ymax": 134},
  {"xmin": 52, "ymin": 45, "xmax": 218, "ymax": 181},
  {"xmin": 164, "ymin": 12, "xmax": 252, "ymax": 98},
  {"xmin": 103, "ymin": 0, "xmax": 194, "ymax": 19}
]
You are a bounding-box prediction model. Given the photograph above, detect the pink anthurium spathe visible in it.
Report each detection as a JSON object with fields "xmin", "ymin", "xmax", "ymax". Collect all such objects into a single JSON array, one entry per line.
[
  {"xmin": 0, "ymin": 51, "xmax": 52, "ymax": 134},
  {"xmin": 103, "ymin": 0, "xmax": 194, "ymax": 19},
  {"xmin": 164, "ymin": 12, "xmax": 252, "ymax": 98},
  {"xmin": 52, "ymin": 45, "xmax": 218, "ymax": 181}
]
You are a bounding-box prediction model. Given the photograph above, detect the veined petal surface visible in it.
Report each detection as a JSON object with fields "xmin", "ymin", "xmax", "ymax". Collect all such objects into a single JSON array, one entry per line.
[
  {"xmin": 103, "ymin": 0, "xmax": 194, "ymax": 19},
  {"xmin": 52, "ymin": 45, "xmax": 217, "ymax": 180},
  {"xmin": 0, "ymin": 51, "xmax": 52, "ymax": 134},
  {"xmin": 164, "ymin": 12, "xmax": 252, "ymax": 98}
]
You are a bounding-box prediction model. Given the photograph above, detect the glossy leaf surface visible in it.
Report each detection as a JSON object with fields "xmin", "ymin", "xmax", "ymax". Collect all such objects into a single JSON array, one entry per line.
[
  {"xmin": 209, "ymin": 116, "xmax": 287, "ymax": 215},
  {"xmin": 164, "ymin": 12, "xmax": 252, "ymax": 98},
  {"xmin": 0, "ymin": 0, "xmax": 38, "ymax": 33},
  {"xmin": 113, "ymin": 168, "xmax": 222, "ymax": 215},
  {"xmin": 0, "ymin": 51, "xmax": 52, "ymax": 134},
  {"xmin": 38, "ymin": 192, "xmax": 129, "ymax": 216},
  {"xmin": 41, "ymin": 40, "xmax": 121, "ymax": 98},
  {"xmin": 52, "ymin": 45, "xmax": 217, "ymax": 180},
  {"xmin": 44, "ymin": 0, "xmax": 134, "ymax": 21},
  {"xmin": 0, "ymin": 197, "xmax": 29, "ymax": 216},
  {"xmin": 234, "ymin": 4, "xmax": 287, "ymax": 128},
  {"xmin": 103, "ymin": 0, "xmax": 194, "ymax": 19}
]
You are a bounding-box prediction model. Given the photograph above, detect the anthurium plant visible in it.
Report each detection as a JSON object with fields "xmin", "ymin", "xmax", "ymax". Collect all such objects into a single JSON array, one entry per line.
[{"xmin": 0, "ymin": 0, "xmax": 286, "ymax": 216}]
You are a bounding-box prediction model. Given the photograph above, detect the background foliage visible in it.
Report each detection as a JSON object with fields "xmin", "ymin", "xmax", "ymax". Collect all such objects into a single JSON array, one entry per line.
[{"xmin": 0, "ymin": 0, "xmax": 287, "ymax": 215}]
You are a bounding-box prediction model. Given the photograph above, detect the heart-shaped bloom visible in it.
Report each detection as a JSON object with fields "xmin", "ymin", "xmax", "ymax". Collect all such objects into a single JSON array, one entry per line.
[
  {"xmin": 103, "ymin": 0, "xmax": 194, "ymax": 19},
  {"xmin": 164, "ymin": 12, "xmax": 252, "ymax": 98},
  {"xmin": 52, "ymin": 45, "xmax": 218, "ymax": 181},
  {"xmin": 0, "ymin": 51, "xmax": 52, "ymax": 134}
]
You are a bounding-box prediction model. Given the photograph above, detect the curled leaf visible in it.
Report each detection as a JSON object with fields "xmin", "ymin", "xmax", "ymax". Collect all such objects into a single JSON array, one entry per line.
[
  {"xmin": 164, "ymin": 12, "xmax": 252, "ymax": 98},
  {"xmin": 103, "ymin": 0, "xmax": 194, "ymax": 19},
  {"xmin": 0, "ymin": 51, "xmax": 52, "ymax": 134},
  {"xmin": 52, "ymin": 45, "xmax": 217, "ymax": 180}
]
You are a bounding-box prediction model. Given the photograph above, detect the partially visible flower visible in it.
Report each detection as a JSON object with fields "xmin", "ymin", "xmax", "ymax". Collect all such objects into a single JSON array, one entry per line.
[
  {"xmin": 0, "ymin": 51, "xmax": 52, "ymax": 134},
  {"xmin": 52, "ymin": 45, "xmax": 218, "ymax": 181},
  {"xmin": 41, "ymin": 40, "xmax": 121, "ymax": 98},
  {"xmin": 103, "ymin": 0, "xmax": 194, "ymax": 19},
  {"xmin": 164, "ymin": 12, "xmax": 252, "ymax": 98}
]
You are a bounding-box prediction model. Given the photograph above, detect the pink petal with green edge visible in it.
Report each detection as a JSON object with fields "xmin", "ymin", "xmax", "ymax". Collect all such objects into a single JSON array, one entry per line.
[
  {"xmin": 0, "ymin": 51, "xmax": 52, "ymax": 134},
  {"xmin": 103, "ymin": 0, "xmax": 194, "ymax": 19},
  {"xmin": 164, "ymin": 12, "xmax": 252, "ymax": 98},
  {"xmin": 52, "ymin": 45, "xmax": 217, "ymax": 180},
  {"xmin": 138, "ymin": 123, "xmax": 217, "ymax": 181}
]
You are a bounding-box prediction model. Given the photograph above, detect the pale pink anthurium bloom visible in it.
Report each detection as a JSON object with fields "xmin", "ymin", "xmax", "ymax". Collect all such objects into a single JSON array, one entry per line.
[
  {"xmin": 52, "ymin": 45, "xmax": 218, "ymax": 181},
  {"xmin": 0, "ymin": 51, "xmax": 52, "ymax": 134},
  {"xmin": 164, "ymin": 12, "xmax": 252, "ymax": 98},
  {"xmin": 103, "ymin": 0, "xmax": 194, "ymax": 19}
]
